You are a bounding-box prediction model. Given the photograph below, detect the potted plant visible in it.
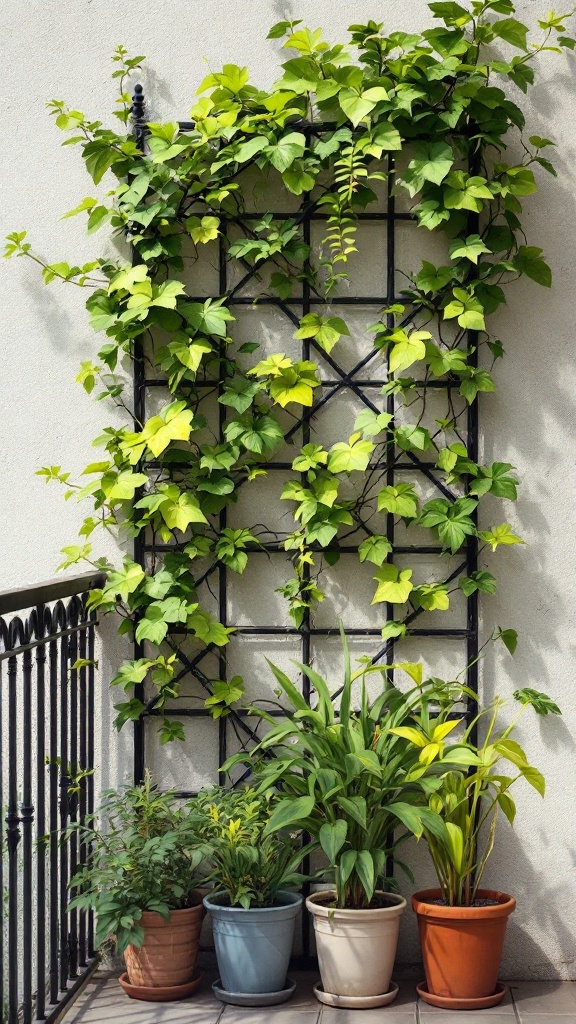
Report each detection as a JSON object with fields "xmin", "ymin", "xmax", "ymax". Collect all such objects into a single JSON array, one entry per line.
[
  {"xmin": 69, "ymin": 774, "xmax": 205, "ymax": 1001},
  {"xmin": 405, "ymin": 686, "xmax": 561, "ymax": 1010},
  {"xmin": 225, "ymin": 633, "xmax": 460, "ymax": 1009},
  {"xmin": 194, "ymin": 787, "xmax": 307, "ymax": 1006}
]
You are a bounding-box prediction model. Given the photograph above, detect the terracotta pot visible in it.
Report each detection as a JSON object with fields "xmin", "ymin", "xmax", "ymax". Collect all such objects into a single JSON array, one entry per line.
[
  {"xmin": 412, "ymin": 888, "xmax": 515, "ymax": 1003},
  {"xmin": 123, "ymin": 902, "xmax": 205, "ymax": 988},
  {"xmin": 306, "ymin": 890, "xmax": 406, "ymax": 1001}
]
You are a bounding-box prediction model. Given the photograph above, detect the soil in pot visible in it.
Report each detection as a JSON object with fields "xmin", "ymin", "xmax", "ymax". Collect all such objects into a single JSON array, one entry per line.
[
  {"xmin": 123, "ymin": 901, "xmax": 205, "ymax": 989},
  {"xmin": 412, "ymin": 887, "xmax": 515, "ymax": 1007},
  {"xmin": 306, "ymin": 890, "xmax": 406, "ymax": 1004}
]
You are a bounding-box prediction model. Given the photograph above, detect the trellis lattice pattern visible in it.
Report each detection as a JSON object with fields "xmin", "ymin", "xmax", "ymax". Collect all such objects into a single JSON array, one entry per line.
[{"xmin": 130, "ymin": 89, "xmax": 479, "ymax": 961}]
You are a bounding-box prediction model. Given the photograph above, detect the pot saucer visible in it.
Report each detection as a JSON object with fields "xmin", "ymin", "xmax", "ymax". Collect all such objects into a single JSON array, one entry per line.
[
  {"xmin": 118, "ymin": 970, "xmax": 203, "ymax": 1002},
  {"xmin": 417, "ymin": 980, "xmax": 508, "ymax": 1010},
  {"xmin": 212, "ymin": 976, "xmax": 296, "ymax": 1006},
  {"xmin": 313, "ymin": 981, "xmax": 399, "ymax": 1008}
]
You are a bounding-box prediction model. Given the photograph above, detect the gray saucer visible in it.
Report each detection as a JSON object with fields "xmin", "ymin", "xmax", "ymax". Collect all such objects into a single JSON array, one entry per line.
[
  {"xmin": 313, "ymin": 980, "xmax": 399, "ymax": 1008},
  {"xmin": 212, "ymin": 977, "xmax": 297, "ymax": 1006}
]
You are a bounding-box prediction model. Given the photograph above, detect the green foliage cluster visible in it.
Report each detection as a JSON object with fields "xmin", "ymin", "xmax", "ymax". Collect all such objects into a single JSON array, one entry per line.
[
  {"xmin": 68, "ymin": 774, "xmax": 204, "ymax": 951},
  {"xmin": 4, "ymin": 1, "xmax": 572, "ymax": 740},
  {"xmin": 193, "ymin": 787, "xmax": 309, "ymax": 908},
  {"xmin": 69, "ymin": 777, "xmax": 309, "ymax": 948},
  {"xmin": 401, "ymin": 685, "xmax": 561, "ymax": 905},
  {"xmin": 226, "ymin": 632, "xmax": 561, "ymax": 909}
]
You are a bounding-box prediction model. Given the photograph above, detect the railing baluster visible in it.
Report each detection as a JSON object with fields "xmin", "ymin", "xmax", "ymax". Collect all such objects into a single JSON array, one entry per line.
[
  {"xmin": 77, "ymin": 616, "xmax": 87, "ymax": 969},
  {"xmin": 0, "ymin": 656, "xmax": 5, "ymax": 1023},
  {"xmin": 35, "ymin": 606, "xmax": 47, "ymax": 1021},
  {"xmin": 86, "ymin": 612, "xmax": 96, "ymax": 958},
  {"xmin": 48, "ymin": 631, "xmax": 59, "ymax": 1007},
  {"xmin": 67, "ymin": 604, "xmax": 79, "ymax": 980},
  {"xmin": 58, "ymin": 621, "xmax": 69, "ymax": 993},
  {"xmin": 21, "ymin": 644, "xmax": 34, "ymax": 1024},
  {"xmin": 0, "ymin": 573, "xmax": 104, "ymax": 1023},
  {"xmin": 7, "ymin": 651, "xmax": 21, "ymax": 1024}
]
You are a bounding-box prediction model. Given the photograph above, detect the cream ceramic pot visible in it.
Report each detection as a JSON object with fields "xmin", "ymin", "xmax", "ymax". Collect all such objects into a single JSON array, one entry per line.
[{"xmin": 306, "ymin": 890, "xmax": 406, "ymax": 998}]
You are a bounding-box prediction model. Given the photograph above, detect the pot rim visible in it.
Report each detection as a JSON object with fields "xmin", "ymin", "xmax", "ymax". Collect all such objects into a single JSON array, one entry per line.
[
  {"xmin": 203, "ymin": 889, "xmax": 303, "ymax": 914},
  {"xmin": 306, "ymin": 889, "xmax": 406, "ymax": 919},
  {"xmin": 137, "ymin": 900, "xmax": 205, "ymax": 924},
  {"xmin": 412, "ymin": 887, "xmax": 516, "ymax": 920}
]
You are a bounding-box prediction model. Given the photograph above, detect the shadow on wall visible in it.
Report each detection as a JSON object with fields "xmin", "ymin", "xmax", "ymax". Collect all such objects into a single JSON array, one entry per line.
[
  {"xmin": 95, "ymin": 611, "xmax": 133, "ymax": 794},
  {"xmin": 489, "ymin": 819, "xmax": 576, "ymax": 980}
]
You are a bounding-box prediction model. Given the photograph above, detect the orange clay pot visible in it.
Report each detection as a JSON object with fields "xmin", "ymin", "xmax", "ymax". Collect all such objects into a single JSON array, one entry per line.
[
  {"xmin": 412, "ymin": 888, "xmax": 515, "ymax": 1005},
  {"xmin": 123, "ymin": 902, "xmax": 205, "ymax": 989}
]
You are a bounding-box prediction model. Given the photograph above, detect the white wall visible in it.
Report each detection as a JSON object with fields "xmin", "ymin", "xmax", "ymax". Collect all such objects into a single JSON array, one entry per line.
[{"xmin": 1, "ymin": 0, "xmax": 575, "ymax": 979}]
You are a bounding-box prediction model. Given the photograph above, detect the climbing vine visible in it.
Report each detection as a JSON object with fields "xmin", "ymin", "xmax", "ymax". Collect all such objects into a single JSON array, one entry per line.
[{"xmin": 5, "ymin": 2, "xmax": 573, "ymax": 742}]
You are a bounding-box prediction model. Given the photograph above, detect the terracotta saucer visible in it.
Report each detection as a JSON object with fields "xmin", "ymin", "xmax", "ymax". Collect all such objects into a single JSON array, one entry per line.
[
  {"xmin": 118, "ymin": 970, "xmax": 203, "ymax": 1002},
  {"xmin": 417, "ymin": 980, "xmax": 508, "ymax": 1010},
  {"xmin": 313, "ymin": 981, "xmax": 399, "ymax": 1008}
]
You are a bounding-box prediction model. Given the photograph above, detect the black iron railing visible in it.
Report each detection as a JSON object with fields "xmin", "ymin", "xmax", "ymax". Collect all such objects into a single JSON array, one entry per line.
[{"xmin": 0, "ymin": 572, "xmax": 104, "ymax": 1024}]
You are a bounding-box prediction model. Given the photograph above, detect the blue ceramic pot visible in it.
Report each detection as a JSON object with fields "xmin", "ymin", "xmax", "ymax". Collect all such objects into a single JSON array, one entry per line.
[{"xmin": 203, "ymin": 890, "xmax": 302, "ymax": 994}]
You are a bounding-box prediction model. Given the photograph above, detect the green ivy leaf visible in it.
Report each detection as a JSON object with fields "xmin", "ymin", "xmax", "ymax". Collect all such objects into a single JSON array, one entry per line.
[
  {"xmin": 469, "ymin": 462, "xmax": 518, "ymax": 499},
  {"xmin": 354, "ymin": 409, "xmax": 393, "ymax": 437},
  {"xmin": 358, "ymin": 535, "xmax": 392, "ymax": 566},
  {"xmin": 292, "ymin": 444, "xmax": 328, "ymax": 471},
  {"xmin": 479, "ymin": 522, "xmax": 525, "ymax": 552},
  {"xmin": 381, "ymin": 620, "xmax": 407, "ymax": 641},
  {"xmin": 400, "ymin": 141, "xmax": 454, "ymax": 196},
  {"xmin": 185, "ymin": 215, "xmax": 220, "ymax": 244},
  {"xmin": 371, "ymin": 565, "xmax": 414, "ymax": 605},
  {"xmin": 415, "ymin": 261, "xmax": 454, "ymax": 293},
  {"xmin": 425, "ymin": 343, "xmax": 469, "ymax": 377},
  {"xmin": 496, "ymin": 626, "xmax": 518, "ymax": 655},
  {"xmin": 513, "ymin": 246, "xmax": 552, "ymax": 287},
  {"xmin": 395, "ymin": 424, "xmax": 432, "ymax": 452},
  {"xmin": 387, "ymin": 328, "xmax": 431, "ymax": 373},
  {"xmin": 459, "ymin": 369, "xmax": 495, "ymax": 404},
  {"xmin": 449, "ymin": 234, "xmax": 492, "ymax": 265},
  {"xmin": 378, "ymin": 483, "xmax": 419, "ymax": 518},
  {"xmin": 328, "ymin": 434, "xmax": 374, "ymax": 473},
  {"xmin": 513, "ymin": 688, "xmax": 561, "ymax": 716},
  {"xmin": 459, "ymin": 571, "xmax": 497, "ymax": 596},
  {"xmin": 493, "ymin": 17, "xmax": 529, "ymax": 50},
  {"xmin": 265, "ymin": 131, "xmax": 306, "ymax": 171},
  {"xmin": 412, "ymin": 583, "xmax": 450, "ymax": 611},
  {"xmin": 339, "ymin": 86, "xmax": 388, "ymax": 126},
  {"xmin": 294, "ymin": 313, "xmax": 350, "ymax": 354},
  {"xmin": 419, "ymin": 497, "xmax": 477, "ymax": 553},
  {"xmin": 444, "ymin": 288, "xmax": 486, "ymax": 331},
  {"xmin": 120, "ymin": 401, "xmax": 194, "ymax": 461},
  {"xmin": 181, "ymin": 297, "xmax": 235, "ymax": 336}
]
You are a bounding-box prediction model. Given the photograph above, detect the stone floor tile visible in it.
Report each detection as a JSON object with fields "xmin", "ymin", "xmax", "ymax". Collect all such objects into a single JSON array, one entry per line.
[
  {"xmin": 419, "ymin": 984, "xmax": 515, "ymax": 1013},
  {"xmin": 418, "ymin": 1016, "xmax": 514, "ymax": 1024},
  {"xmin": 61, "ymin": 971, "xmax": 576, "ymax": 1024},
  {"xmin": 64, "ymin": 974, "xmax": 223, "ymax": 1024},
  {"xmin": 320, "ymin": 1009, "xmax": 416, "ymax": 1024},
  {"xmin": 511, "ymin": 981, "xmax": 576, "ymax": 1015},
  {"xmin": 514, "ymin": 1017, "xmax": 576, "ymax": 1024},
  {"xmin": 219, "ymin": 1009, "xmax": 319, "ymax": 1024}
]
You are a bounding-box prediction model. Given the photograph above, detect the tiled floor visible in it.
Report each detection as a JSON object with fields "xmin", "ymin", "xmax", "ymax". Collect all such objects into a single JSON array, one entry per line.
[{"xmin": 63, "ymin": 972, "xmax": 576, "ymax": 1024}]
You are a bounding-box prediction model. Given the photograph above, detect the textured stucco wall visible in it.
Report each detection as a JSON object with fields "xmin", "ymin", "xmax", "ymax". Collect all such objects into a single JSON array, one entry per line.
[{"xmin": 1, "ymin": 0, "xmax": 576, "ymax": 979}]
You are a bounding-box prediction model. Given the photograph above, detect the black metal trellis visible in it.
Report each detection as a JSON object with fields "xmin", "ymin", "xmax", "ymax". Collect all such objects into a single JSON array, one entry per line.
[{"xmin": 130, "ymin": 87, "xmax": 479, "ymax": 964}]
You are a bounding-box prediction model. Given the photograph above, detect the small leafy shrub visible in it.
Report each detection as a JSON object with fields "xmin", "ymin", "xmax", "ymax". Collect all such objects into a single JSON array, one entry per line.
[
  {"xmin": 401, "ymin": 686, "xmax": 561, "ymax": 905},
  {"xmin": 192, "ymin": 787, "xmax": 308, "ymax": 908},
  {"xmin": 68, "ymin": 774, "xmax": 203, "ymax": 950}
]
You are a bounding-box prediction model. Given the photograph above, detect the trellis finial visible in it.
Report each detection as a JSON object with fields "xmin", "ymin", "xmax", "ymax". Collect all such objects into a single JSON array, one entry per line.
[{"xmin": 131, "ymin": 83, "xmax": 145, "ymax": 122}]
